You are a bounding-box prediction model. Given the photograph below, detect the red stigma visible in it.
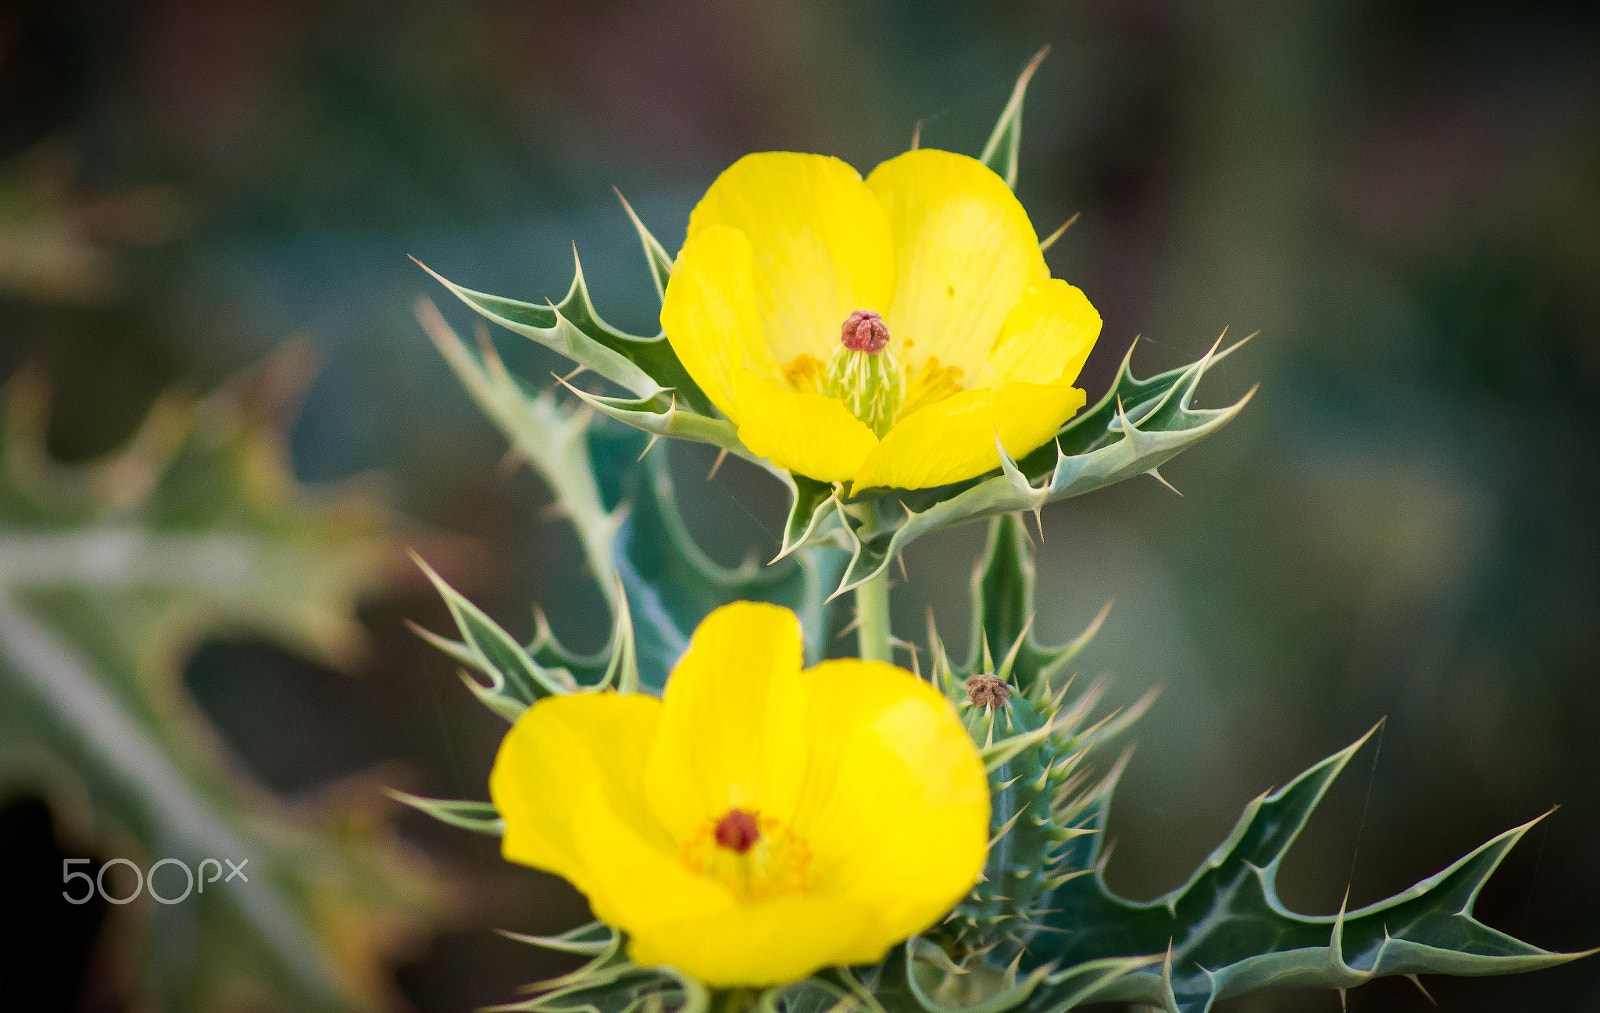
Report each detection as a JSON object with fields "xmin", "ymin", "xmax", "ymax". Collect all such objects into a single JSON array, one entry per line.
[
  {"xmin": 714, "ymin": 809, "xmax": 761, "ymax": 853},
  {"xmin": 840, "ymin": 309, "xmax": 890, "ymax": 353}
]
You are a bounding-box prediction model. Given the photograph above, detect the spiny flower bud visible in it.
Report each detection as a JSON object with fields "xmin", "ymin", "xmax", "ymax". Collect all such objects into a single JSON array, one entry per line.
[{"xmin": 965, "ymin": 673, "xmax": 1010, "ymax": 709}]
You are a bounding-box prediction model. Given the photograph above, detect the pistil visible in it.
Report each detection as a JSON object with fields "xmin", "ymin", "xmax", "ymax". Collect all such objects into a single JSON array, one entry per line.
[{"xmin": 823, "ymin": 309, "xmax": 903, "ymax": 438}]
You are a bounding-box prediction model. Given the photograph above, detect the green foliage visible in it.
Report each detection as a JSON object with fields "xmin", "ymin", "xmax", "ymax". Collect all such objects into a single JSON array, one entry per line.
[
  {"xmin": 415, "ymin": 55, "xmax": 1252, "ymax": 602},
  {"xmin": 825, "ymin": 337, "xmax": 1252, "ymax": 595},
  {"xmin": 978, "ymin": 47, "xmax": 1049, "ymax": 189},
  {"xmin": 408, "ymin": 503, "xmax": 1594, "ymax": 1013},
  {"xmin": 929, "ymin": 517, "xmax": 1149, "ymax": 965},
  {"xmin": 1039, "ymin": 732, "xmax": 1590, "ymax": 1011},
  {"xmin": 402, "ymin": 48, "xmax": 1592, "ymax": 1013},
  {"xmin": 612, "ymin": 448, "xmax": 843, "ymax": 690},
  {"xmin": 412, "ymin": 303, "xmax": 843, "ymax": 699},
  {"xmin": 924, "ymin": 518, "xmax": 1589, "ymax": 1013},
  {"xmin": 0, "ymin": 348, "xmax": 444, "ymax": 1012}
]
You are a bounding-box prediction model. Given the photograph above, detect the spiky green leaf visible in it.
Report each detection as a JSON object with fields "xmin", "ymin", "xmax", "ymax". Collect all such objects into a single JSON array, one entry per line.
[
  {"xmin": 386, "ymin": 791, "xmax": 504, "ymax": 836},
  {"xmin": 0, "ymin": 351, "xmax": 443, "ymax": 1013},
  {"xmin": 614, "ymin": 446, "xmax": 844, "ymax": 691},
  {"xmin": 492, "ymin": 922, "xmax": 707, "ymax": 1013},
  {"xmin": 979, "ymin": 47, "xmax": 1050, "ymax": 189},
  {"xmin": 415, "ymin": 250, "xmax": 715, "ymax": 417},
  {"xmin": 830, "ymin": 337, "xmax": 1253, "ymax": 596},
  {"xmin": 1038, "ymin": 729, "xmax": 1594, "ymax": 1011},
  {"xmin": 413, "ymin": 553, "xmax": 577, "ymax": 714},
  {"xmin": 615, "ymin": 189, "xmax": 675, "ymax": 302}
]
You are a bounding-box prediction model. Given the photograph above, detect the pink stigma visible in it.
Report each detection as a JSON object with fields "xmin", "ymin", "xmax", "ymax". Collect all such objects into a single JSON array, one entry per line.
[
  {"xmin": 840, "ymin": 309, "xmax": 890, "ymax": 353},
  {"xmin": 714, "ymin": 809, "xmax": 761, "ymax": 853}
]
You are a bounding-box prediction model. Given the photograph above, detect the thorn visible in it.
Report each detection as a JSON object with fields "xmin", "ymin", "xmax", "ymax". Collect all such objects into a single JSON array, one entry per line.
[
  {"xmin": 1038, "ymin": 212, "xmax": 1080, "ymax": 253},
  {"xmin": 897, "ymin": 553, "xmax": 910, "ymax": 583},
  {"xmin": 1020, "ymin": 517, "xmax": 1037, "ymax": 549},
  {"xmin": 1031, "ymin": 507, "xmax": 1046, "ymax": 543},
  {"xmin": 706, "ymin": 447, "xmax": 729, "ymax": 480},
  {"xmin": 1146, "ymin": 468, "xmax": 1183, "ymax": 496},
  {"xmin": 1018, "ymin": 44, "xmax": 1050, "ymax": 89},
  {"xmin": 911, "ymin": 120, "xmax": 922, "ymax": 150},
  {"xmin": 636, "ymin": 434, "xmax": 661, "ymax": 461},
  {"xmin": 561, "ymin": 363, "xmax": 587, "ymax": 383},
  {"xmin": 835, "ymin": 613, "xmax": 862, "ymax": 639},
  {"xmin": 1337, "ymin": 988, "xmax": 1347, "ymax": 1012},
  {"xmin": 1405, "ymin": 975, "xmax": 1437, "ymax": 1006}
]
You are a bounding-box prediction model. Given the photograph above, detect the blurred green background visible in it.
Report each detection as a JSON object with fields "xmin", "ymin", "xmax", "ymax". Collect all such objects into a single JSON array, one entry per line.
[{"xmin": 2, "ymin": 0, "xmax": 1596, "ymax": 1010}]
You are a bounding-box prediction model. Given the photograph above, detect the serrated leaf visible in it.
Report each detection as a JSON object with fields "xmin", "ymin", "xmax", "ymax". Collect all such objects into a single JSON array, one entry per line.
[
  {"xmin": 0, "ymin": 349, "xmax": 444, "ymax": 1013},
  {"xmin": 1037, "ymin": 728, "xmax": 1594, "ymax": 1012},
  {"xmin": 418, "ymin": 300, "xmax": 843, "ymax": 707},
  {"xmin": 417, "ymin": 298, "xmax": 625, "ymax": 600},
  {"xmin": 969, "ymin": 516, "xmax": 1112, "ymax": 696},
  {"xmin": 905, "ymin": 938, "xmax": 1054, "ymax": 1013},
  {"xmin": 979, "ymin": 47, "xmax": 1050, "ymax": 189},
  {"xmin": 413, "ymin": 551, "xmax": 578, "ymax": 711},
  {"xmin": 829, "ymin": 337, "xmax": 1253, "ymax": 596},
  {"xmin": 563, "ymin": 385, "xmax": 749, "ymax": 460},
  {"xmin": 615, "ymin": 445, "xmax": 844, "ymax": 690},
  {"xmin": 415, "ymin": 249, "xmax": 715, "ymax": 417},
  {"xmin": 486, "ymin": 932, "xmax": 704, "ymax": 1013},
  {"xmin": 777, "ymin": 472, "xmax": 839, "ymax": 562},
  {"xmin": 615, "ymin": 188, "xmax": 675, "ymax": 303},
  {"xmin": 387, "ymin": 791, "xmax": 504, "ymax": 836}
]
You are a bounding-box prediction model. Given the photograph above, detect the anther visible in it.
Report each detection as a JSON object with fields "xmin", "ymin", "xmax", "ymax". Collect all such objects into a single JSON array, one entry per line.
[
  {"xmin": 965, "ymin": 673, "xmax": 1010, "ymax": 709},
  {"xmin": 714, "ymin": 809, "xmax": 761, "ymax": 853},
  {"xmin": 839, "ymin": 309, "xmax": 891, "ymax": 353}
]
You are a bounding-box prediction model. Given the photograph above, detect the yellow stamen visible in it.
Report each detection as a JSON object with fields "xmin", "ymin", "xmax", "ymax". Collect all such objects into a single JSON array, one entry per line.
[{"xmin": 901, "ymin": 356, "xmax": 964, "ymax": 419}]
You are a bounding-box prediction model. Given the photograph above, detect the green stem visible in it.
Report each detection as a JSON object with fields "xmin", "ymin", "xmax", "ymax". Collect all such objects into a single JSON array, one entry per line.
[
  {"xmin": 854, "ymin": 566, "xmax": 893, "ymax": 663},
  {"xmin": 711, "ymin": 988, "xmax": 759, "ymax": 1013}
]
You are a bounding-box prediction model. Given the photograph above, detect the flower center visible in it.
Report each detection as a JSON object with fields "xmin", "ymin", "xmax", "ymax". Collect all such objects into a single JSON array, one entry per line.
[
  {"xmin": 823, "ymin": 309, "xmax": 903, "ymax": 438},
  {"xmin": 682, "ymin": 808, "xmax": 813, "ymax": 901},
  {"xmin": 714, "ymin": 808, "xmax": 760, "ymax": 853}
]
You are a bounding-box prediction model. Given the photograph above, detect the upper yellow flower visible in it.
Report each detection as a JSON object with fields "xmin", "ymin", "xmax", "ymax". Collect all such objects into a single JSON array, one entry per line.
[
  {"xmin": 662, "ymin": 149, "xmax": 1101, "ymax": 492},
  {"xmin": 489, "ymin": 601, "xmax": 989, "ymax": 986}
]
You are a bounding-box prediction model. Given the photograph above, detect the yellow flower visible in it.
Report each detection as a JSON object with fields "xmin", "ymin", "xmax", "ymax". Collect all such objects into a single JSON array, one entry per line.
[
  {"xmin": 661, "ymin": 149, "xmax": 1101, "ymax": 492},
  {"xmin": 489, "ymin": 601, "xmax": 990, "ymax": 986}
]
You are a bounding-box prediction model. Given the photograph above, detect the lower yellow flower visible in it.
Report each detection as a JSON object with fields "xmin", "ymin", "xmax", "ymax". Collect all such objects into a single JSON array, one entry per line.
[
  {"xmin": 661, "ymin": 149, "xmax": 1102, "ymax": 492},
  {"xmin": 489, "ymin": 601, "xmax": 990, "ymax": 986}
]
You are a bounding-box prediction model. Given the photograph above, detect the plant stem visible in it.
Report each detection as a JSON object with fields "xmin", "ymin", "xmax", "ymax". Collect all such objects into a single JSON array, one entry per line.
[
  {"xmin": 854, "ymin": 566, "xmax": 893, "ymax": 662},
  {"xmin": 711, "ymin": 988, "xmax": 759, "ymax": 1013}
]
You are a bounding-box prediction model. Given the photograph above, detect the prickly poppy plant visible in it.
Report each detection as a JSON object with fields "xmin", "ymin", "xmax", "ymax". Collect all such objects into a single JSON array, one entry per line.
[{"xmin": 398, "ymin": 49, "xmax": 1594, "ymax": 1013}]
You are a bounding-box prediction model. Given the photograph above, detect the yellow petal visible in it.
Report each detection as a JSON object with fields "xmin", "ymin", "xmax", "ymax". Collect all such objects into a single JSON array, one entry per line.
[
  {"xmin": 626, "ymin": 894, "xmax": 886, "ymax": 987},
  {"xmin": 661, "ymin": 225, "xmax": 776, "ymax": 422},
  {"xmin": 645, "ymin": 602, "xmax": 810, "ymax": 841},
  {"xmin": 867, "ymin": 149, "xmax": 1048, "ymax": 379},
  {"xmin": 687, "ymin": 152, "xmax": 895, "ymax": 366},
  {"xmin": 978, "ymin": 278, "xmax": 1102, "ymax": 387},
  {"xmin": 788, "ymin": 659, "xmax": 989, "ymax": 952},
  {"xmin": 731, "ymin": 369, "xmax": 878, "ymax": 483},
  {"xmin": 569, "ymin": 770, "xmax": 737, "ymax": 939},
  {"xmin": 489, "ymin": 692, "xmax": 668, "ymax": 896},
  {"xmin": 851, "ymin": 382, "xmax": 1086, "ymax": 492}
]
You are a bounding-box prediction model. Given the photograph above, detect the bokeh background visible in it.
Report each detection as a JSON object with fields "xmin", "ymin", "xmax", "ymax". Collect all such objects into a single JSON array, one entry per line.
[{"xmin": 3, "ymin": 0, "xmax": 1597, "ymax": 1010}]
